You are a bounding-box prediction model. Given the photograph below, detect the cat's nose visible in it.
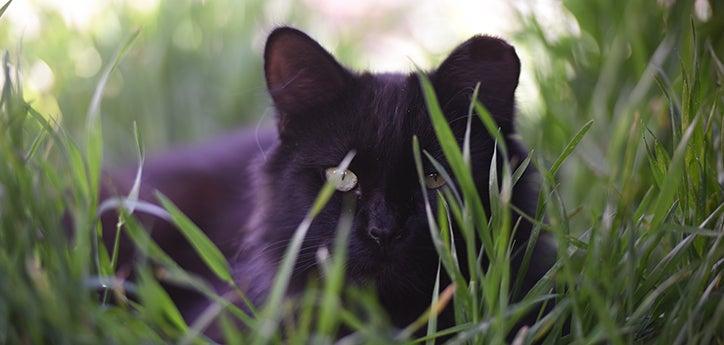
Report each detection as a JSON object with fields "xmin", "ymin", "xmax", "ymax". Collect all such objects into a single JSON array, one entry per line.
[
  {"xmin": 367, "ymin": 226, "xmax": 393, "ymax": 245},
  {"xmin": 365, "ymin": 191, "xmax": 398, "ymax": 245}
]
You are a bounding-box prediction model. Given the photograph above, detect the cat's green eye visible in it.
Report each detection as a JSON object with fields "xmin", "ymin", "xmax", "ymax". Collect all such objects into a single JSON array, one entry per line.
[
  {"xmin": 424, "ymin": 173, "xmax": 446, "ymax": 189},
  {"xmin": 325, "ymin": 168, "xmax": 358, "ymax": 192}
]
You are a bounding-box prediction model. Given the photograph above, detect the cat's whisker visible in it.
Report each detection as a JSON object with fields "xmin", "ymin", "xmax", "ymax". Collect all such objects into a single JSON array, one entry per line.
[
  {"xmin": 266, "ymin": 244, "xmax": 328, "ymax": 267},
  {"xmin": 243, "ymin": 234, "xmax": 331, "ymax": 262}
]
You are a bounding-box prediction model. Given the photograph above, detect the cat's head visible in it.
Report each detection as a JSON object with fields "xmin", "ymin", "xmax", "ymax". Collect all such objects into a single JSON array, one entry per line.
[{"xmin": 257, "ymin": 27, "xmax": 524, "ymax": 300}]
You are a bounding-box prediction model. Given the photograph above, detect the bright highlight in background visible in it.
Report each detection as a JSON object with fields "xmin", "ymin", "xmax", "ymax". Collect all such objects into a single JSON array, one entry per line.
[{"xmin": 2, "ymin": 0, "xmax": 579, "ymax": 148}]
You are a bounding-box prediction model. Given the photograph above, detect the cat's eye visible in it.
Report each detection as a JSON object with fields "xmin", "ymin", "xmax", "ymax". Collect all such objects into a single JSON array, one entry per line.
[
  {"xmin": 424, "ymin": 173, "xmax": 446, "ymax": 189},
  {"xmin": 325, "ymin": 167, "xmax": 358, "ymax": 192}
]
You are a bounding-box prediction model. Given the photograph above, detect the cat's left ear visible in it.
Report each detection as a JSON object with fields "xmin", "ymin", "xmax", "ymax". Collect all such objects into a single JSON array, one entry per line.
[
  {"xmin": 432, "ymin": 35, "xmax": 520, "ymax": 131},
  {"xmin": 264, "ymin": 27, "xmax": 352, "ymax": 134}
]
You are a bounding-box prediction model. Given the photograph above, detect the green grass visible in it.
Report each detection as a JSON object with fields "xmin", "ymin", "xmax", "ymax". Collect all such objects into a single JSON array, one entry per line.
[{"xmin": 1, "ymin": 0, "xmax": 722, "ymax": 344}]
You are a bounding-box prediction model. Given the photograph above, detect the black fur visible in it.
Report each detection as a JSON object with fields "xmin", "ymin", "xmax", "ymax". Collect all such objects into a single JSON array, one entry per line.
[{"xmin": 101, "ymin": 26, "xmax": 555, "ymax": 338}]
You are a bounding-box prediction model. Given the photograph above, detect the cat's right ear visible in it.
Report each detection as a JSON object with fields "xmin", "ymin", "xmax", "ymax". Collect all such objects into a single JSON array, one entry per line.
[
  {"xmin": 264, "ymin": 27, "xmax": 352, "ymax": 134},
  {"xmin": 431, "ymin": 35, "xmax": 520, "ymax": 133}
]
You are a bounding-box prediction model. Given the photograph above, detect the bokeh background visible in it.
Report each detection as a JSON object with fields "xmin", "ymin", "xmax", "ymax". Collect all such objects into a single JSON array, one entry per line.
[
  {"xmin": 2, "ymin": 0, "xmax": 582, "ymax": 162},
  {"xmin": 1, "ymin": 0, "xmax": 721, "ymax": 227}
]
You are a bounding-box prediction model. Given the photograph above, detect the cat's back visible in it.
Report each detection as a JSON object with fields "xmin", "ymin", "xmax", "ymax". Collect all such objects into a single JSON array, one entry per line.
[{"xmin": 99, "ymin": 127, "xmax": 277, "ymax": 279}]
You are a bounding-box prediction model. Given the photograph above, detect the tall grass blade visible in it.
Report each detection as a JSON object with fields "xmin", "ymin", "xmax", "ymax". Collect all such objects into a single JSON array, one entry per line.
[
  {"xmin": 251, "ymin": 151, "xmax": 356, "ymax": 345},
  {"xmin": 156, "ymin": 192, "xmax": 234, "ymax": 284}
]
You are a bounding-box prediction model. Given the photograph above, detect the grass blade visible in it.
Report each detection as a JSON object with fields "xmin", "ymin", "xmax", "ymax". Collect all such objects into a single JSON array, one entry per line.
[
  {"xmin": 0, "ymin": 0, "xmax": 12, "ymax": 19},
  {"xmin": 156, "ymin": 192, "xmax": 233, "ymax": 284},
  {"xmin": 251, "ymin": 151, "xmax": 356, "ymax": 345}
]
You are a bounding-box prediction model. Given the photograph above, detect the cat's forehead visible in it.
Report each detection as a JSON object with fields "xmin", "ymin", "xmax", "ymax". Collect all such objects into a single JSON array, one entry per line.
[
  {"xmin": 348, "ymin": 73, "xmax": 425, "ymax": 157},
  {"xmin": 305, "ymin": 71, "xmax": 441, "ymax": 175},
  {"xmin": 289, "ymin": 72, "xmax": 435, "ymax": 167},
  {"xmin": 355, "ymin": 72, "xmax": 427, "ymax": 139},
  {"xmin": 367, "ymin": 72, "xmax": 414, "ymax": 108}
]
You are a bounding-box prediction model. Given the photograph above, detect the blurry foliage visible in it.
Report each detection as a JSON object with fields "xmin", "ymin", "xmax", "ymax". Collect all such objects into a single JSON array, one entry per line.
[
  {"xmin": 0, "ymin": 0, "xmax": 417, "ymax": 164},
  {"xmin": 514, "ymin": 0, "xmax": 723, "ymax": 231},
  {"xmin": 0, "ymin": 1, "xmax": 303, "ymax": 163}
]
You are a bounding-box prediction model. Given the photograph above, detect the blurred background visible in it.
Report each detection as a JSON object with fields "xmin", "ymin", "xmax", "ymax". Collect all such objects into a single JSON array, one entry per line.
[
  {"xmin": 1, "ymin": 0, "xmax": 582, "ymax": 162},
  {"xmin": 1, "ymin": 0, "xmax": 721, "ymax": 223}
]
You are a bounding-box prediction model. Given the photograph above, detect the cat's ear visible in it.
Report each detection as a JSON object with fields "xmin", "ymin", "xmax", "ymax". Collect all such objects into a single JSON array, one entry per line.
[
  {"xmin": 432, "ymin": 35, "xmax": 520, "ymax": 130},
  {"xmin": 264, "ymin": 27, "xmax": 352, "ymax": 128}
]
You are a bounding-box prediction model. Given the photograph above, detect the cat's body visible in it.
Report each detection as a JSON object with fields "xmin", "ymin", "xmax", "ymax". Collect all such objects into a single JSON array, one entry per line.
[
  {"xmin": 101, "ymin": 27, "xmax": 555, "ymax": 337},
  {"xmin": 100, "ymin": 128, "xmax": 276, "ymax": 314}
]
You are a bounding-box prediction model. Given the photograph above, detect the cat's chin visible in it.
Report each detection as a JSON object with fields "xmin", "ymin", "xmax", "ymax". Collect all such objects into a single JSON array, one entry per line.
[
  {"xmin": 345, "ymin": 258, "xmax": 387, "ymax": 280},
  {"xmin": 345, "ymin": 254, "xmax": 407, "ymax": 284}
]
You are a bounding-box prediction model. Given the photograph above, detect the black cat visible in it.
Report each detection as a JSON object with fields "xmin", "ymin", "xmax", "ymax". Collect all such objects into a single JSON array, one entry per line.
[{"xmin": 101, "ymin": 26, "xmax": 555, "ymax": 339}]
